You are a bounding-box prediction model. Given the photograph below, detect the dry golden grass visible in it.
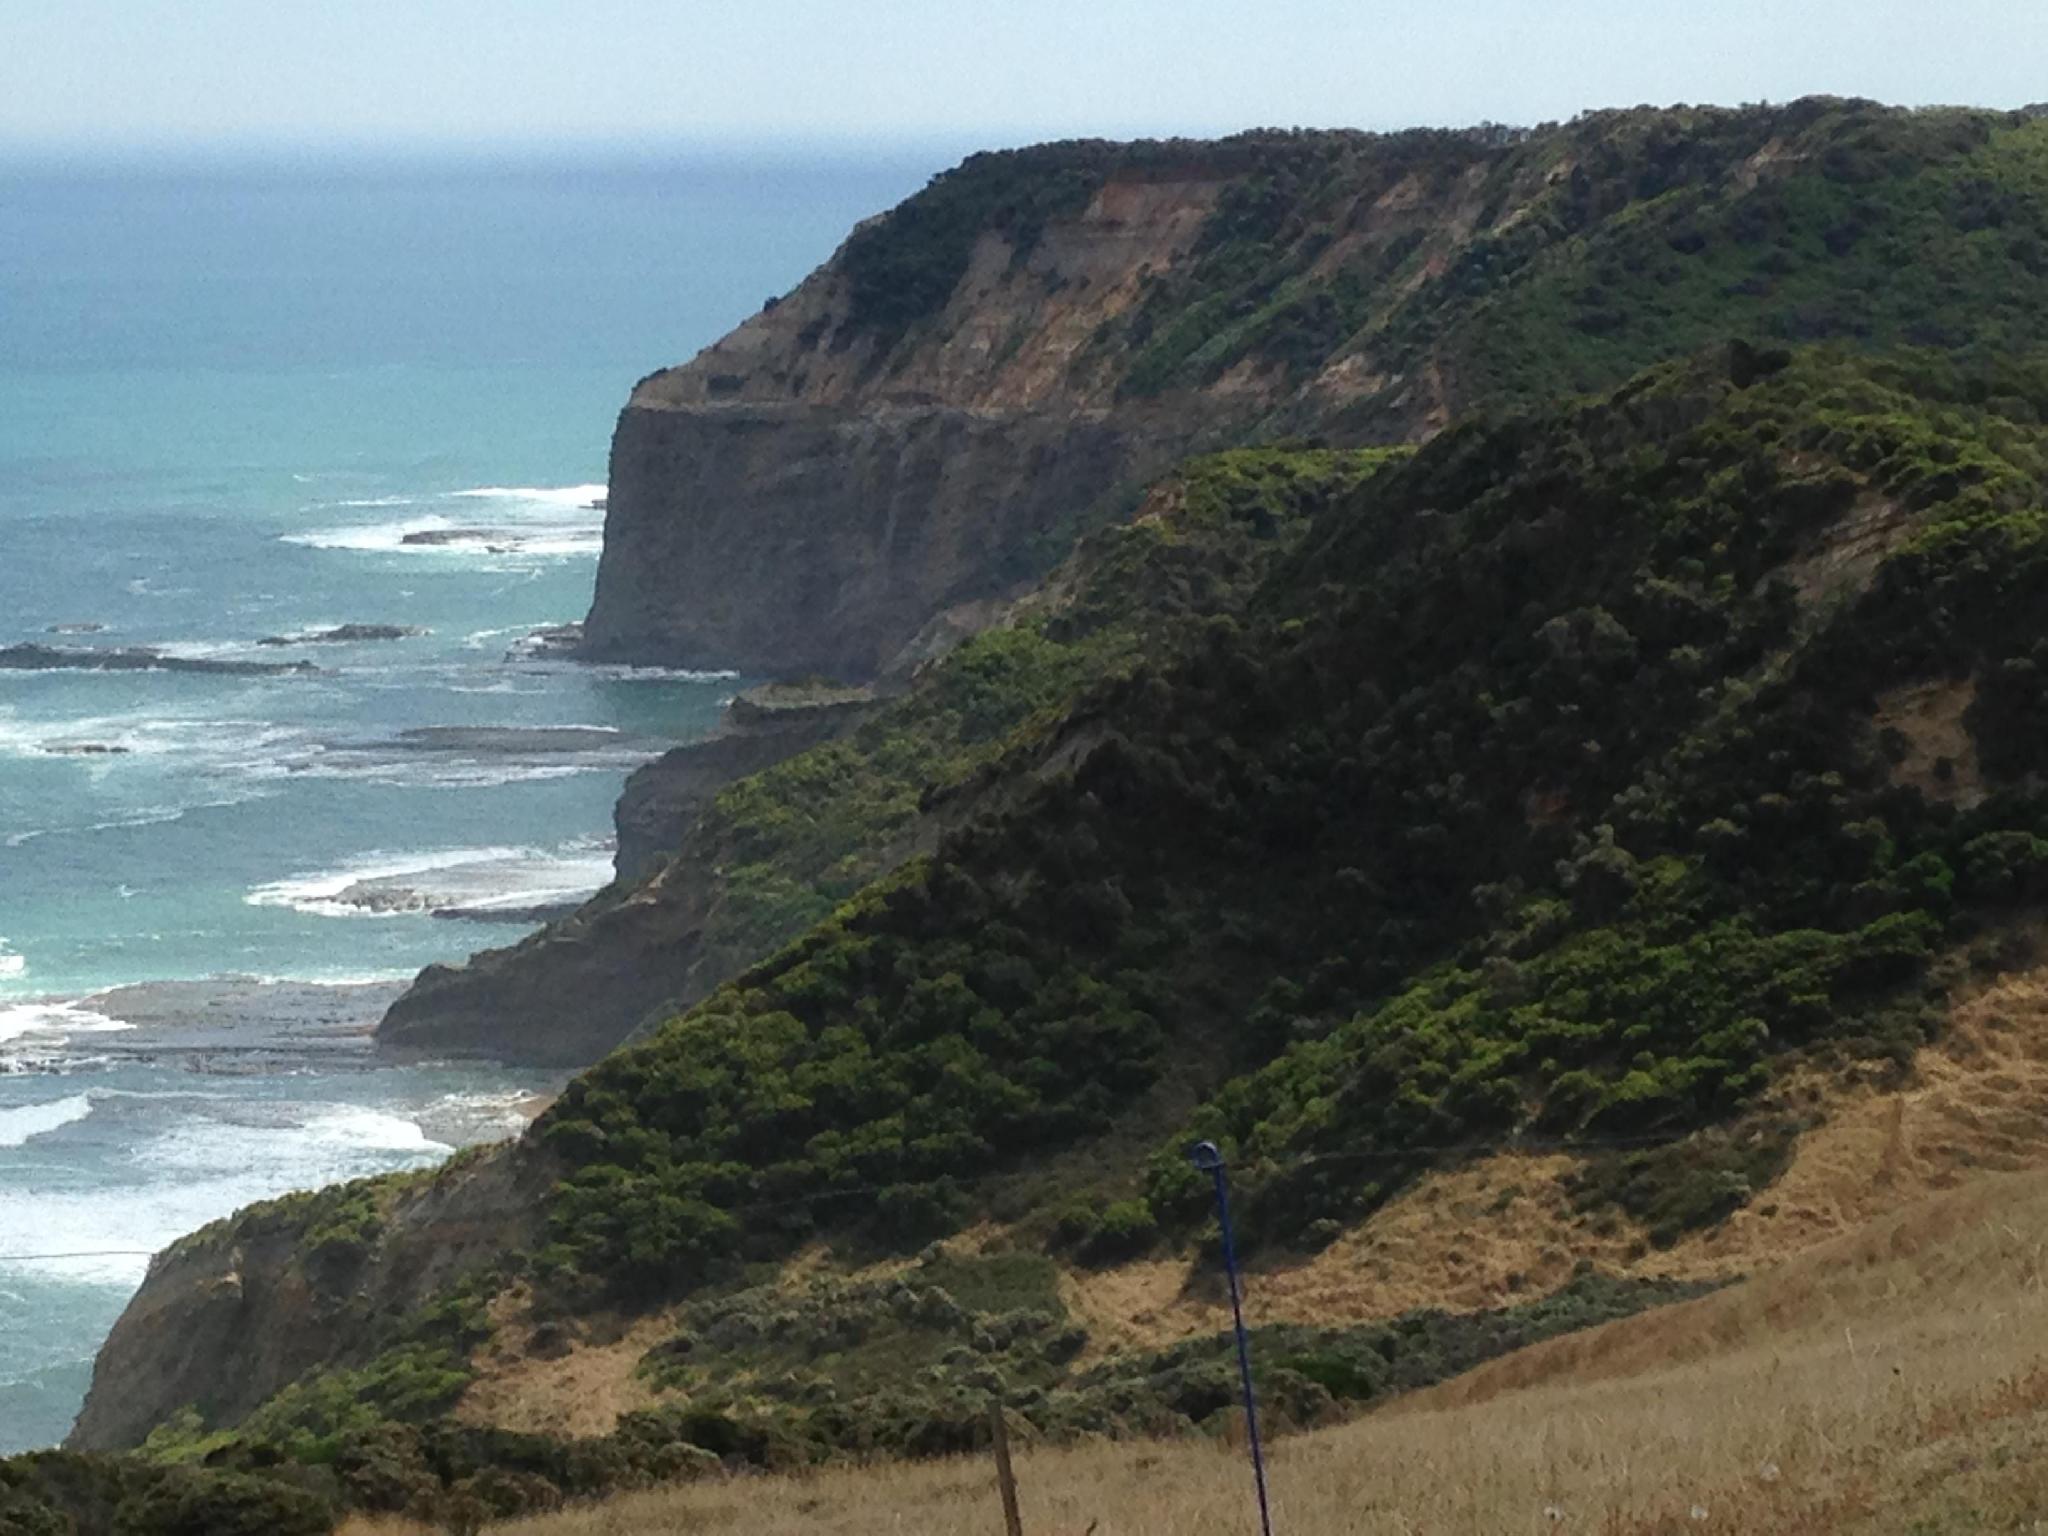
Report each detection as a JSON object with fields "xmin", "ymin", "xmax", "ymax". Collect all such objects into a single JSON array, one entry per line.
[
  {"xmin": 329, "ymin": 1163, "xmax": 2048, "ymax": 1535},
  {"xmin": 338, "ymin": 964, "xmax": 2048, "ymax": 1532},
  {"xmin": 1061, "ymin": 957, "xmax": 2048, "ymax": 1364}
]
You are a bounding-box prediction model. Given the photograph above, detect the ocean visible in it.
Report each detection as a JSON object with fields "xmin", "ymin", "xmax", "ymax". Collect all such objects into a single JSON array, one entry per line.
[{"xmin": 0, "ymin": 149, "xmax": 934, "ymax": 1452}]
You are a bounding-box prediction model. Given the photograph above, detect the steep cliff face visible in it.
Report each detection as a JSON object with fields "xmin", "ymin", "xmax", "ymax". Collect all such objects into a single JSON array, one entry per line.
[
  {"xmin": 588, "ymin": 404, "xmax": 1180, "ymax": 677},
  {"xmin": 70, "ymin": 1146, "xmax": 547, "ymax": 1451},
  {"xmin": 581, "ymin": 172, "xmax": 1242, "ymax": 676}
]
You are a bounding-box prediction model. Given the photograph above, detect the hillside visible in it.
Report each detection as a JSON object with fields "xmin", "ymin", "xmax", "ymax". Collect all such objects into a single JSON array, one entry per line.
[
  {"xmin": 396, "ymin": 95, "xmax": 2048, "ymax": 1070},
  {"xmin": 583, "ymin": 98, "xmax": 2048, "ymax": 680},
  {"xmin": 19, "ymin": 102, "xmax": 2048, "ymax": 1535},
  {"xmin": 324, "ymin": 1161, "xmax": 2048, "ymax": 1534},
  {"xmin": 381, "ymin": 447, "xmax": 1396, "ymax": 1063},
  {"xmin": 36, "ymin": 339, "xmax": 2048, "ymax": 1536}
]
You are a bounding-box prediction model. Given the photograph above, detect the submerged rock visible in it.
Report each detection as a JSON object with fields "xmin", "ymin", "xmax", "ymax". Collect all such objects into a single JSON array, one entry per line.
[
  {"xmin": 0, "ymin": 644, "xmax": 317, "ymax": 676},
  {"xmin": 256, "ymin": 623, "xmax": 427, "ymax": 646},
  {"xmin": 399, "ymin": 527, "xmax": 506, "ymax": 547},
  {"xmin": 371, "ymin": 725, "xmax": 647, "ymax": 755}
]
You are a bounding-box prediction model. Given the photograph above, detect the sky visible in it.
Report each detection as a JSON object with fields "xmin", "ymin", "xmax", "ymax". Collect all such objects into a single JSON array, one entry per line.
[{"xmin": 0, "ymin": 0, "xmax": 2043, "ymax": 156}]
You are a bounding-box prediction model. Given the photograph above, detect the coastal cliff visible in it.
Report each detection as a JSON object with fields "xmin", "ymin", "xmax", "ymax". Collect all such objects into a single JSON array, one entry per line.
[
  {"xmin": 579, "ymin": 170, "xmax": 1244, "ymax": 677},
  {"xmin": 579, "ymin": 99, "xmax": 2043, "ymax": 679},
  {"xmin": 67, "ymin": 102, "xmax": 2048, "ymax": 1499},
  {"xmin": 393, "ymin": 99, "xmax": 2048, "ymax": 1067},
  {"xmin": 69, "ymin": 1144, "xmax": 548, "ymax": 1451}
]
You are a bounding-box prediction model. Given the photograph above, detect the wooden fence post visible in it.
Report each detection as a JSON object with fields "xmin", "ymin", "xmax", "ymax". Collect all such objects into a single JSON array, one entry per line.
[{"xmin": 990, "ymin": 1401, "xmax": 1025, "ymax": 1536}]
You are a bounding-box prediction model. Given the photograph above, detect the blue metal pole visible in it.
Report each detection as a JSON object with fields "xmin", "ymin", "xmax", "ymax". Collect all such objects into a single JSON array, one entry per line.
[{"xmin": 1191, "ymin": 1141, "xmax": 1274, "ymax": 1536}]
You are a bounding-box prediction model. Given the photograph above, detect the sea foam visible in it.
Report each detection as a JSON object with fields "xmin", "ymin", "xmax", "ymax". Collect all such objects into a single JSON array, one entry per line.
[
  {"xmin": 246, "ymin": 842, "xmax": 614, "ymax": 920},
  {"xmin": 0, "ymin": 1094, "xmax": 94, "ymax": 1149},
  {"xmin": 287, "ymin": 483, "xmax": 606, "ymax": 561}
]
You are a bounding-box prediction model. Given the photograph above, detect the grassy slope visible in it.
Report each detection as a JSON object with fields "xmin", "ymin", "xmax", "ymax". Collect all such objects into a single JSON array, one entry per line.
[{"xmin": 374, "ymin": 1161, "xmax": 2048, "ymax": 1536}]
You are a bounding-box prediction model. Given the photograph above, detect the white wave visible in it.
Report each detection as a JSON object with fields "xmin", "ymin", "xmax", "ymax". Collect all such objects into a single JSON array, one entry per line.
[
  {"xmin": 0, "ymin": 1001, "xmax": 131, "ymax": 1050},
  {"xmin": 0, "ymin": 1093, "xmax": 94, "ymax": 1149},
  {"xmin": 448, "ymin": 483, "xmax": 606, "ymax": 507},
  {"xmin": 247, "ymin": 842, "xmax": 613, "ymax": 920},
  {"xmin": 0, "ymin": 943, "xmax": 22, "ymax": 981},
  {"xmin": 287, "ymin": 483, "xmax": 605, "ymax": 562},
  {"xmin": 279, "ymin": 758, "xmax": 625, "ymax": 790},
  {"xmin": 0, "ymin": 709, "xmax": 301, "ymax": 767},
  {"xmin": 302, "ymin": 1105, "xmax": 453, "ymax": 1156},
  {"xmin": 251, "ymin": 967, "xmax": 418, "ymax": 987},
  {"xmin": 460, "ymin": 626, "xmax": 525, "ymax": 650},
  {"xmin": 424, "ymin": 1088, "xmax": 541, "ymax": 1136},
  {"xmin": 512, "ymin": 660, "xmax": 741, "ymax": 683},
  {"xmin": 6, "ymin": 793, "xmax": 273, "ymax": 850},
  {"xmin": 3, "ymin": 1099, "xmax": 456, "ymax": 1283},
  {"xmin": 151, "ymin": 639, "xmax": 259, "ymax": 662},
  {"xmin": 283, "ymin": 516, "xmax": 451, "ymax": 552},
  {"xmin": 284, "ymin": 519, "xmax": 600, "ymax": 560}
]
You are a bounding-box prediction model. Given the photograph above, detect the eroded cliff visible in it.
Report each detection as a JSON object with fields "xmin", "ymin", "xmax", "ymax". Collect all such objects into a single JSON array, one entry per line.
[
  {"xmin": 69, "ymin": 1144, "xmax": 548, "ymax": 1451},
  {"xmin": 579, "ymin": 168, "xmax": 1247, "ymax": 676}
]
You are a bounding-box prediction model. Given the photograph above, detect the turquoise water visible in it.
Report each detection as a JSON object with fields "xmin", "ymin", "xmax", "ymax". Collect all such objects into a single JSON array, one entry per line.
[{"xmin": 0, "ymin": 151, "xmax": 934, "ymax": 1450}]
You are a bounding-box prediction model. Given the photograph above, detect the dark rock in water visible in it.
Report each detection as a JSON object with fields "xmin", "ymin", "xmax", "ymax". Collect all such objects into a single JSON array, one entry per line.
[
  {"xmin": 506, "ymin": 622, "xmax": 584, "ymax": 661},
  {"xmin": 587, "ymin": 495, "xmax": 608, "ymax": 511},
  {"xmin": 374, "ymin": 725, "xmax": 644, "ymax": 755},
  {"xmin": 329, "ymin": 881, "xmax": 431, "ymax": 915},
  {"xmin": 430, "ymin": 900, "xmax": 586, "ymax": 925},
  {"xmin": 399, "ymin": 527, "xmax": 508, "ymax": 548},
  {"xmin": 0, "ymin": 644, "xmax": 317, "ymax": 676},
  {"xmin": 256, "ymin": 623, "xmax": 427, "ymax": 646},
  {"xmin": 41, "ymin": 742, "xmax": 131, "ymax": 756},
  {"xmin": 45, "ymin": 621, "xmax": 107, "ymax": 635},
  {"xmin": 86, "ymin": 976, "xmax": 408, "ymax": 1064}
]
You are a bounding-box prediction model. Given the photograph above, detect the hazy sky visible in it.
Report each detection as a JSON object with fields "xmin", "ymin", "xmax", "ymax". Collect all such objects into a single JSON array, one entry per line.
[{"xmin": 2, "ymin": 0, "xmax": 2044, "ymax": 155}]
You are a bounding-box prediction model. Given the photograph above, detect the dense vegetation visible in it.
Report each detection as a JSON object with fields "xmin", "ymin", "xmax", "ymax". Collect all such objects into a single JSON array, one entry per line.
[
  {"xmin": 633, "ymin": 1253, "xmax": 1703, "ymax": 1458},
  {"xmin": 839, "ymin": 100, "xmax": 2048, "ymax": 442},
  {"xmin": 532, "ymin": 345, "xmax": 2048, "ymax": 1304},
  {"xmin": 688, "ymin": 448, "xmax": 1399, "ymax": 976}
]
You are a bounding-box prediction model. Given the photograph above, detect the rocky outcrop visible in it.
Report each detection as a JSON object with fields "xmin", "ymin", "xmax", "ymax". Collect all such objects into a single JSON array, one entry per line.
[
  {"xmin": 617, "ymin": 683, "xmax": 874, "ymax": 879},
  {"xmin": 70, "ymin": 1144, "xmax": 546, "ymax": 1451},
  {"xmin": 375, "ymin": 686, "xmax": 874, "ymax": 1064}
]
